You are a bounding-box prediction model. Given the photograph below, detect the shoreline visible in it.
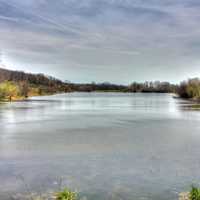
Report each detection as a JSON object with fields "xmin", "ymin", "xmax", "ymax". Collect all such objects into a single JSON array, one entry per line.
[
  {"xmin": 0, "ymin": 91, "xmax": 68, "ymax": 103},
  {"xmin": 2, "ymin": 91, "xmax": 198, "ymax": 104}
]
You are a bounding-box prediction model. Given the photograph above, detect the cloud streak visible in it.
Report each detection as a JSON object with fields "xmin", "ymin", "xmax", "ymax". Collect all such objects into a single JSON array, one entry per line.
[{"xmin": 0, "ymin": 0, "xmax": 200, "ymax": 83}]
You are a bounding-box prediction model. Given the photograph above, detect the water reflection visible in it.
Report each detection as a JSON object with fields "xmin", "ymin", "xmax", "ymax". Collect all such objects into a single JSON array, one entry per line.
[{"xmin": 1, "ymin": 93, "xmax": 200, "ymax": 200}]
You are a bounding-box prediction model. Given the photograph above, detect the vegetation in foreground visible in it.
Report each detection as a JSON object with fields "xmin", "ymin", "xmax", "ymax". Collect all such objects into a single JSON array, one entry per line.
[
  {"xmin": 179, "ymin": 186, "xmax": 200, "ymax": 200},
  {"xmin": 55, "ymin": 188, "xmax": 77, "ymax": 200},
  {"xmin": 12, "ymin": 188, "xmax": 78, "ymax": 200},
  {"xmin": 13, "ymin": 185, "xmax": 200, "ymax": 200},
  {"xmin": 189, "ymin": 186, "xmax": 200, "ymax": 200}
]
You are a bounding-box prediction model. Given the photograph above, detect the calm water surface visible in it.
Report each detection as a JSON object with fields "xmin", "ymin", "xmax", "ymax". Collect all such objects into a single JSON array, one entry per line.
[{"xmin": 1, "ymin": 92, "xmax": 200, "ymax": 200}]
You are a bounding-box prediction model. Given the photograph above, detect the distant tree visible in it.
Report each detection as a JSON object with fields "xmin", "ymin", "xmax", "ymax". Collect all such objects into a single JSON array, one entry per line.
[
  {"xmin": 18, "ymin": 81, "xmax": 29, "ymax": 97},
  {"xmin": 177, "ymin": 78, "xmax": 200, "ymax": 99},
  {"xmin": 187, "ymin": 78, "xmax": 200, "ymax": 98}
]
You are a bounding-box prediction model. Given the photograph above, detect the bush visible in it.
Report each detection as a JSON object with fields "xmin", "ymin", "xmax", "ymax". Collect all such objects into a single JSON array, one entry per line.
[
  {"xmin": 0, "ymin": 81, "xmax": 20, "ymax": 101},
  {"xmin": 178, "ymin": 78, "xmax": 200, "ymax": 99},
  {"xmin": 190, "ymin": 186, "xmax": 200, "ymax": 200},
  {"xmin": 55, "ymin": 188, "xmax": 77, "ymax": 200}
]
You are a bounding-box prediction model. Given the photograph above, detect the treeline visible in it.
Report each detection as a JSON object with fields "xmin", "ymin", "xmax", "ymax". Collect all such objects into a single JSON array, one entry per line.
[
  {"xmin": 1, "ymin": 67, "xmax": 200, "ymax": 101},
  {"xmin": 0, "ymin": 67, "xmax": 71, "ymax": 101},
  {"xmin": 0, "ymin": 67, "xmax": 62, "ymax": 86},
  {"xmin": 69, "ymin": 81, "xmax": 177, "ymax": 93},
  {"xmin": 0, "ymin": 67, "xmax": 71, "ymax": 92},
  {"xmin": 73, "ymin": 80, "xmax": 200, "ymax": 100},
  {"xmin": 70, "ymin": 82, "xmax": 128, "ymax": 92},
  {"xmin": 128, "ymin": 81, "xmax": 177, "ymax": 93}
]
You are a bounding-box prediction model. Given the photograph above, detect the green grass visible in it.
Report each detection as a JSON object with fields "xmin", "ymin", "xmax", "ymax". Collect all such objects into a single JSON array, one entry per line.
[
  {"xmin": 190, "ymin": 186, "xmax": 200, "ymax": 200},
  {"xmin": 55, "ymin": 188, "xmax": 77, "ymax": 200}
]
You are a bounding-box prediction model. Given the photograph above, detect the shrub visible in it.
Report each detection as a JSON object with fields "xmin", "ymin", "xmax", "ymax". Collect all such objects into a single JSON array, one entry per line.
[
  {"xmin": 55, "ymin": 188, "xmax": 77, "ymax": 200},
  {"xmin": 0, "ymin": 81, "xmax": 20, "ymax": 101},
  {"xmin": 178, "ymin": 78, "xmax": 200, "ymax": 99},
  {"xmin": 190, "ymin": 186, "xmax": 200, "ymax": 200}
]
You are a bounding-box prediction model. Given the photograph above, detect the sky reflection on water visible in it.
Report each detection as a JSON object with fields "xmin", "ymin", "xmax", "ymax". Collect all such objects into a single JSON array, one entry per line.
[{"xmin": 1, "ymin": 93, "xmax": 200, "ymax": 200}]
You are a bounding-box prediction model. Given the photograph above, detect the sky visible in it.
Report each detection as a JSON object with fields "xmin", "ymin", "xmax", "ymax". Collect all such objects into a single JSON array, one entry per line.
[{"xmin": 0, "ymin": 0, "xmax": 200, "ymax": 84}]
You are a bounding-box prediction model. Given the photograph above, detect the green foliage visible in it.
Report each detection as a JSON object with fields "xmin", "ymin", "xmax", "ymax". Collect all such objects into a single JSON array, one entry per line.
[
  {"xmin": 55, "ymin": 188, "xmax": 77, "ymax": 200},
  {"xmin": 0, "ymin": 81, "xmax": 20, "ymax": 101},
  {"xmin": 190, "ymin": 186, "xmax": 200, "ymax": 200}
]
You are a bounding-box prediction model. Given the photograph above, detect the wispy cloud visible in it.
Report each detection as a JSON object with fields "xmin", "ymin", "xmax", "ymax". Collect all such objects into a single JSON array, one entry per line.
[{"xmin": 0, "ymin": 0, "xmax": 200, "ymax": 83}]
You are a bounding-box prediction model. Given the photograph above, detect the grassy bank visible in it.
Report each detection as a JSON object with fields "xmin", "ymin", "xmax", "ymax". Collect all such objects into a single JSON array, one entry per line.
[{"xmin": 0, "ymin": 81, "xmax": 68, "ymax": 102}]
